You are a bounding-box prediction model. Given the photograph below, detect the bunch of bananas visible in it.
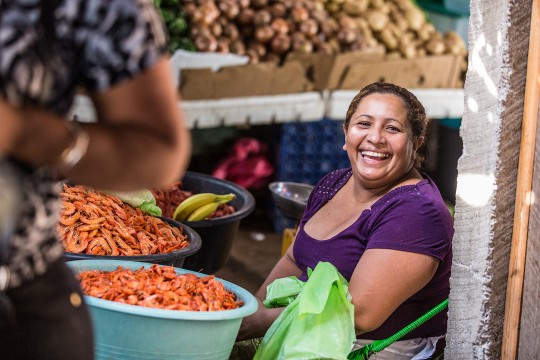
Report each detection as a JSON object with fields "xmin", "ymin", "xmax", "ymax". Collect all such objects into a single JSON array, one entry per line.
[{"xmin": 173, "ymin": 193, "xmax": 236, "ymax": 222}]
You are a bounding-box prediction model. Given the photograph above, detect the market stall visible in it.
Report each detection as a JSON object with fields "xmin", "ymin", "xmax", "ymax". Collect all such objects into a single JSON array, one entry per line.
[{"xmin": 65, "ymin": 0, "xmax": 475, "ymax": 358}]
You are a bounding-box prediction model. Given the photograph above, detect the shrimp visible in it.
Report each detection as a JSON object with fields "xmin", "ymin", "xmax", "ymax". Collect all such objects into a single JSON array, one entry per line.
[
  {"xmin": 65, "ymin": 232, "xmax": 89, "ymax": 253},
  {"xmin": 115, "ymin": 236, "xmax": 134, "ymax": 256},
  {"xmin": 59, "ymin": 211, "xmax": 81, "ymax": 226},
  {"xmin": 59, "ymin": 183, "xmax": 190, "ymax": 255}
]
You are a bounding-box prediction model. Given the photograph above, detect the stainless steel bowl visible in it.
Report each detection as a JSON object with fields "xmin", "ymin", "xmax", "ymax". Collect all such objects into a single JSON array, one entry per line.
[{"xmin": 268, "ymin": 182, "xmax": 314, "ymax": 220}]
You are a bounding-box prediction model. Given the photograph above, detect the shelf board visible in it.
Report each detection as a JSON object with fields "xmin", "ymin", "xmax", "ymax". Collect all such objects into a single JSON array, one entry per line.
[
  {"xmin": 68, "ymin": 88, "xmax": 464, "ymax": 128},
  {"xmin": 326, "ymin": 88, "xmax": 464, "ymax": 120}
]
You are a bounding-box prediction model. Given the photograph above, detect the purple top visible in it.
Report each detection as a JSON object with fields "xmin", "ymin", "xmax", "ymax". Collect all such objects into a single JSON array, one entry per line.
[{"xmin": 293, "ymin": 168, "xmax": 453, "ymax": 340}]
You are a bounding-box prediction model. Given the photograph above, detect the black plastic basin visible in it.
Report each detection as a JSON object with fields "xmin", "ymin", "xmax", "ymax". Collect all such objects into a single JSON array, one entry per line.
[
  {"xmin": 179, "ymin": 171, "xmax": 256, "ymax": 274},
  {"xmin": 64, "ymin": 218, "xmax": 201, "ymax": 268}
]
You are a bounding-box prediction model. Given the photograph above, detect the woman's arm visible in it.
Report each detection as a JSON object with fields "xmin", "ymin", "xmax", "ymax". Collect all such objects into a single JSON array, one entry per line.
[
  {"xmin": 254, "ymin": 246, "xmax": 303, "ymax": 300},
  {"xmin": 1, "ymin": 56, "xmax": 191, "ymax": 191},
  {"xmin": 349, "ymin": 248, "xmax": 439, "ymax": 334},
  {"xmin": 236, "ymin": 244, "xmax": 303, "ymax": 341}
]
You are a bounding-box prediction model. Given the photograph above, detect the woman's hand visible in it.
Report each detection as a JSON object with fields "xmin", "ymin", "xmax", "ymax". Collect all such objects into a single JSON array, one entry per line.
[
  {"xmin": 236, "ymin": 300, "xmax": 284, "ymax": 342},
  {"xmin": 236, "ymin": 247, "xmax": 302, "ymax": 341}
]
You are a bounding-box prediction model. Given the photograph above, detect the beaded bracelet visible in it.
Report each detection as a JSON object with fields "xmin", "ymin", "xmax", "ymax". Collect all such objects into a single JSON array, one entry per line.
[{"xmin": 55, "ymin": 121, "xmax": 90, "ymax": 173}]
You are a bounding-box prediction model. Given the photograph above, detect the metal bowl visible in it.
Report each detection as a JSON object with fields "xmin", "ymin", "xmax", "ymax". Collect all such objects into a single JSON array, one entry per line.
[{"xmin": 268, "ymin": 182, "xmax": 314, "ymax": 220}]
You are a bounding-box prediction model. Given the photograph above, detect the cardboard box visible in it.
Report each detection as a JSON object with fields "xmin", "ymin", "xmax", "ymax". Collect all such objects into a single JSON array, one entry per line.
[
  {"xmin": 179, "ymin": 50, "xmax": 463, "ymax": 100},
  {"xmin": 281, "ymin": 228, "xmax": 296, "ymax": 256},
  {"xmin": 286, "ymin": 49, "xmax": 386, "ymax": 91},
  {"xmin": 338, "ymin": 54, "xmax": 463, "ymax": 90},
  {"xmin": 179, "ymin": 60, "xmax": 314, "ymax": 100}
]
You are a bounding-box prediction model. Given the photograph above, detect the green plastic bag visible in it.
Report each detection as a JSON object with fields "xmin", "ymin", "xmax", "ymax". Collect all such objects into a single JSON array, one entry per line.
[
  {"xmin": 254, "ymin": 262, "xmax": 356, "ymax": 360},
  {"xmin": 263, "ymin": 275, "xmax": 305, "ymax": 308}
]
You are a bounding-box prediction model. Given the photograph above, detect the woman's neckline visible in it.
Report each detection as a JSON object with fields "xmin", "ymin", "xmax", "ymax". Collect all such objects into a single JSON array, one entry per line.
[{"xmin": 301, "ymin": 169, "xmax": 429, "ymax": 242}]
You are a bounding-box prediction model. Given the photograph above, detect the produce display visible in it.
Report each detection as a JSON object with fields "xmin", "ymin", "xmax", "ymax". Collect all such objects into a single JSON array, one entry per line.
[
  {"xmin": 78, "ymin": 264, "xmax": 243, "ymax": 311},
  {"xmin": 172, "ymin": 192, "xmax": 236, "ymax": 221},
  {"xmin": 155, "ymin": 0, "xmax": 467, "ymax": 64},
  {"xmin": 58, "ymin": 184, "xmax": 190, "ymax": 255},
  {"xmin": 155, "ymin": 0, "xmax": 196, "ymax": 52},
  {"xmin": 152, "ymin": 181, "xmax": 236, "ymax": 220},
  {"xmin": 319, "ymin": 0, "xmax": 467, "ymax": 59}
]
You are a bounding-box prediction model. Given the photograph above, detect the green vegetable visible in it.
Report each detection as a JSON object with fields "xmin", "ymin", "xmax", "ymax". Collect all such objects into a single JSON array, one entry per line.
[
  {"xmin": 169, "ymin": 18, "xmax": 187, "ymax": 34},
  {"xmin": 104, "ymin": 189, "xmax": 162, "ymax": 217}
]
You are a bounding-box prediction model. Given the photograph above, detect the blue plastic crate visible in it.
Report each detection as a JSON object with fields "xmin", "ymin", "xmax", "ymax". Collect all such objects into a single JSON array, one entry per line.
[
  {"xmin": 277, "ymin": 118, "xmax": 350, "ymax": 186},
  {"xmin": 273, "ymin": 118, "xmax": 350, "ymax": 233}
]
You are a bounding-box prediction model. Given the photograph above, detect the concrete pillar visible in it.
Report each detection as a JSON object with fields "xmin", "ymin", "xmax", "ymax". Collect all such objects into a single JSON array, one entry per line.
[{"xmin": 447, "ymin": 0, "xmax": 531, "ymax": 358}]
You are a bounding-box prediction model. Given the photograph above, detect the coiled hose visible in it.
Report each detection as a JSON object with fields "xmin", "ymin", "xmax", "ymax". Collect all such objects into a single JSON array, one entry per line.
[{"xmin": 347, "ymin": 298, "xmax": 449, "ymax": 360}]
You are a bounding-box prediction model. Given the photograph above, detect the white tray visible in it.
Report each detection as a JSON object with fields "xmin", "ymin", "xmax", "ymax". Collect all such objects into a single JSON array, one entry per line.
[
  {"xmin": 326, "ymin": 88, "xmax": 465, "ymax": 120},
  {"xmin": 68, "ymin": 88, "xmax": 464, "ymax": 127}
]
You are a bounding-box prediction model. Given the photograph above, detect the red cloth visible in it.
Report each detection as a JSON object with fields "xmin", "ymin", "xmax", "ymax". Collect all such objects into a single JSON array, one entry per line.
[{"xmin": 212, "ymin": 138, "xmax": 274, "ymax": 190}]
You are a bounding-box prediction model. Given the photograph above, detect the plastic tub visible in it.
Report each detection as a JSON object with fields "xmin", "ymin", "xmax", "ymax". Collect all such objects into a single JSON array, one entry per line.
[
  {"xmin": 178, "ymin": 172, "xmax": 256, "ymax": 274},
  {"xmin": 67, "ymin": 259, "xmax": 258, "ymax": 360},
  {"xmin": 64, "ymin": 218, "xmax": 202, "ymax": 268}
]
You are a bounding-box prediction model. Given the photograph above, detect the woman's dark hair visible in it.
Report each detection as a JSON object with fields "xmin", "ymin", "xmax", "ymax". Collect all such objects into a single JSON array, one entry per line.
[{"xmin": 343, "ymin": 82, "xmax": 428, "ymax": 168}]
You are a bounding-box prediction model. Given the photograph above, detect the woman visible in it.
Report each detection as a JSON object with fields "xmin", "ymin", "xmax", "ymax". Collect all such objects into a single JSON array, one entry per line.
[
  {"xmin": 238, "ymin": 82, "xmax": 453, "ymax": 359},
  {"xmin": 0, "ymin": 1, "xmax": 191, "ymax": 359}
]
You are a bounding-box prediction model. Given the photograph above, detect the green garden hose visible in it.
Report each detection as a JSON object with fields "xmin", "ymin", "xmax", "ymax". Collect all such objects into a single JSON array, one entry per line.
[{"xmin": 347, "ymin": 298, "xmax": 449, "ymax": 360}]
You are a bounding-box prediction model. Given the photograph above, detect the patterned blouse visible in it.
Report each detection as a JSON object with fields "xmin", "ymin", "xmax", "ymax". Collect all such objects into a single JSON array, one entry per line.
[{"xmin": 0, "ymin": 0, "xmax": 167, "ymax": 288}]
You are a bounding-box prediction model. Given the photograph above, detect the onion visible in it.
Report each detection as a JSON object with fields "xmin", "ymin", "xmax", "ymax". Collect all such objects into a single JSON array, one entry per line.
[
  {"xmin": 223, "ymin": 23, "xmax": 240, "ymax": 41},
  {"xmin": 254, "ymin": 26, "xmax": 275, "ymax": 43},
  {"xmin": 230, "ymin": 40, "xmax": 246, "ymax": 55},
  {"xmin": 253, "ymin": 9, "xmax": 272, "ymax": 27},
  {"xmin": 299, "ymin": 19, "xmax": 319, "ymax": 37},
  {"xmin": 237, "ymin": 8, "xmax": 255, "ymax": 25},
  {"xmin": 271, "ymin": 33, "xmax": 291, "ymax": 54},
  {"xmin": 195, "ymin": 33, "xmax": 218, "ymax": 52},
  {"xmin": 270, "ymin": 3, "xmax": 287, "ymax": 18},
  {"xmin": 251, "ymin": 0, "xmax": 268, "ymax": 9},
  {"xmin": 290, "ymin": 6, "xmax": 309, "ymax": 23},
  {"xmin": 271, "ymin": 18, "xmax": 290, "ymax": 35},
  {"xmin": 219, "ymin": 0, "xmax": 240, "ymax": 20}
]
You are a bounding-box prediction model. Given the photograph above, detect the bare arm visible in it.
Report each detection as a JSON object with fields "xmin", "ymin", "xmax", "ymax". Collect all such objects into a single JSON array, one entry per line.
[
  {"xmin": 349, "ymin": 249, "xmax": 439, "ymax": 334},
  {"xmin": 236, "ymin": 242, "xmax": 303, "ymax": 341},
  {"xmin": 1, "ymin": 56, "xmax": 191, "ymax": 191}
]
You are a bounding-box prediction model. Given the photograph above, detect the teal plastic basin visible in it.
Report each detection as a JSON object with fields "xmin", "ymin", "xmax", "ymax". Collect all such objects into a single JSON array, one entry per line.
[{"xmin": 67, "ymin": 259, "xmax": 258, "ymax": 360}]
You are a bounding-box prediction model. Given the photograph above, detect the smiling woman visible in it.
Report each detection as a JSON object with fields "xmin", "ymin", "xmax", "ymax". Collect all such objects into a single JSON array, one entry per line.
[{"xmin": 237, "ymin": 82, "xmax": 454, "ymax": 359}]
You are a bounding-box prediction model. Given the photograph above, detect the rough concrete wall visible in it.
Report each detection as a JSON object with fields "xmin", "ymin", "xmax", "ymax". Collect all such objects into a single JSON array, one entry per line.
[
  {"xmin": 519, "ymin": 104, "xmax": 540, "ymax": 359},
  {"xmin": 446, "ymin": 0, "xmax": 530, "ymax": 359}
]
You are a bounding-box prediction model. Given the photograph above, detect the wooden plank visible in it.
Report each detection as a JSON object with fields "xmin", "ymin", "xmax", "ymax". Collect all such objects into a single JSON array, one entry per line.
[
  {"xmin": 501, "ymin": 0, "xmax": 540, "ymax": 358},
  {"xmin": 518, "ymin": 105, "xmax": 540, "ymax": 359}
]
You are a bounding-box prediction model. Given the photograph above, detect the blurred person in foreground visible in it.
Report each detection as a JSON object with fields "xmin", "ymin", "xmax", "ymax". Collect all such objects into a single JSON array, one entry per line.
[
  {"xmin": 238, "ymin": 82, "xmax": 453, "ymax": 359},
  {"xmin": 0, "ymin": 0, "xmax": 191, "ymax": 359}
]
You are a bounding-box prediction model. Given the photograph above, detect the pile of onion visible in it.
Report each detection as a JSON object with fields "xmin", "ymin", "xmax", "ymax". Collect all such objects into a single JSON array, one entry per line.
[{"xmin": 182, "ymin": 0, "xmax": 377, "ymax": 64}]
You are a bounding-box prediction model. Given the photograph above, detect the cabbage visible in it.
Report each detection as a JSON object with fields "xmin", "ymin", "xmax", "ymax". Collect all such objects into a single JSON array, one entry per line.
[{"xmin": 104, "ymin": 189, "xmax": 162, "ymax": 217}]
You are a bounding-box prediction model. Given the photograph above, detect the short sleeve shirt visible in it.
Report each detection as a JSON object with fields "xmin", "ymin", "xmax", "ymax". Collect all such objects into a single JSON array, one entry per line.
[
  {"xmin": 293, "ymin": 168, "xmax": 454, "ymax": 339},
  {"xmin": 0, "ymin": 0, "xmax": 167, "ymax": 288}
]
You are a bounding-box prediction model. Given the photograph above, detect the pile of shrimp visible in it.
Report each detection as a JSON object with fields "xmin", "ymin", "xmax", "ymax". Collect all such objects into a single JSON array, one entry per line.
[
  {"xmin": 58, "ymin": 184, "xmax": 190, "ymax": 255},
  {"xmin": 152, "ymin": 181, "xmax": 236, "ymax": 219},
  {"xmin": 78, "ymin": 264, "xmax": 243, "ymax": 311}
]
